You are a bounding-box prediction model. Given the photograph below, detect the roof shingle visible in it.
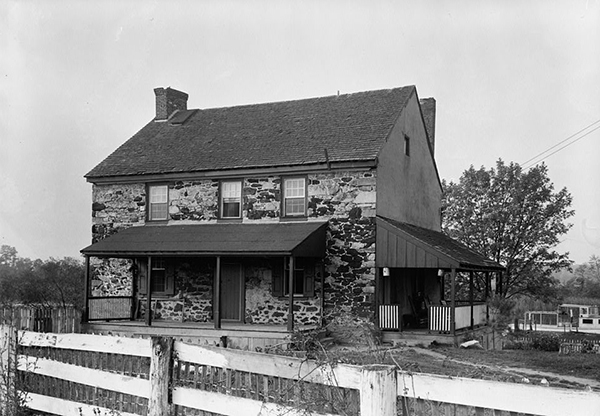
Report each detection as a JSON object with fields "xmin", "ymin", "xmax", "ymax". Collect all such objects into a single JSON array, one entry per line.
[{"xmin": 85, "ymin": 86, "xmax": 417, "ymax": 179}]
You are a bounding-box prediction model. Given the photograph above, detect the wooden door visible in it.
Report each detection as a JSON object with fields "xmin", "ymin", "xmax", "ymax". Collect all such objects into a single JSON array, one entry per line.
[{"xmin": 221, "ymin": 263, "xmax": 244, "ymax": 321}]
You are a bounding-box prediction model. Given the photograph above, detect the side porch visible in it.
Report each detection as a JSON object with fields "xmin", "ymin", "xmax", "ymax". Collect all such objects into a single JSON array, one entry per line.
[{"xmin": 375, "ymin": 217, "xmax": 505, "ymax": 346}]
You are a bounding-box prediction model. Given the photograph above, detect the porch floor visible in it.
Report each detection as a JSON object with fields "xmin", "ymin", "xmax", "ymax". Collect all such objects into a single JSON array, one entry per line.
[
  {"xmin": 82, "ymin": 319, "xmax": 318, "ymax": 350},
  {"xmin": 382, "ymin": 327, "xmax": 485, "ymax": 347}
]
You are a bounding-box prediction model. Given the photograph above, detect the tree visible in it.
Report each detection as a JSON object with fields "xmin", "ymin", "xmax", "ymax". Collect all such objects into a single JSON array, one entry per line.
[
  {"xmin": 562, "ymin": 255, "xmax": 600, "ymax": 301},
  {"xmin": 442, "ymin": 160, "xmax": 574, "ymax": 299},
  {"xmin": 0, "ymin": 246, "xmax": 84, "ymax": 308}
]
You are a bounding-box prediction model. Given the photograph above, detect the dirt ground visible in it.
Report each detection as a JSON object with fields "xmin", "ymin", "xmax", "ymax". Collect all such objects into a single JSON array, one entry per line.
[{"xmin": 326, "ymin": 343, "xmax": 600, "ymax": 392}]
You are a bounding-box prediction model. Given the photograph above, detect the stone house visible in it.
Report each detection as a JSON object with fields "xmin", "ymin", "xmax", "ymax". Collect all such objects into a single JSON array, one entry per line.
[{"xmin": 81, "ymin": 86, "xmax": 503, "ymax": 348}]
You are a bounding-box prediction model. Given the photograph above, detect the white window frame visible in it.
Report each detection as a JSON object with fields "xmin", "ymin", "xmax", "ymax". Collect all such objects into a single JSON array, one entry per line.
[
  {"xmin": 283, "ymin": 177, "xmax": 306, "ymax": 217},
  {"xmin": 149, "ymin": 185, "xmax": 168, "ymax": 221},
  {"xmin": 220, "ymin": 180, "xmax": 242, "ymax": 219}
]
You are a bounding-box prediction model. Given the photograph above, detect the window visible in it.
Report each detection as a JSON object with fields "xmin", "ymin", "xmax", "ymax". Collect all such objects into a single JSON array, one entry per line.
[
  {"xmin": 271, "ymin": 258, "xmax": 318, "ymax": 298},
  {"xmin": 404, "ymin": 134, "xmax": 410, "ymax": 156},
  {"xmin": 582, "ymin": 318, "xmax": 593, "ymax": 325},
  {"xmin": 284, "ymin": 258, "xmax": 307, "ymax": 296},
  {"xmin": 283, "ymin": 178, "xmax": 306, "ymax": 217},
  {"xmin": 151, "ymin": 258, "xmax": 167, "ymax": 293},
  {"xmin": 149, "ymin": 185, "xmax": 168, "ymax": 221},
  {"xmin": 137, "ymin": 257, "xmax": 175, "ymax": 296},
  {"xmin": 220, "ymin": 181, "xmax": 242, "ymax": 218}
]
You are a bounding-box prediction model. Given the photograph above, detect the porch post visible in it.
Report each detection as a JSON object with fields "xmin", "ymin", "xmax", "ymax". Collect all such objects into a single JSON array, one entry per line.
[
  {"xmin": 450, "ymin": 268, "xmax": 456, "ymax": 336},
  {"xmin": 469, "ymin": 271, "xmax": 474, "ymax": 330},
  {"xmin": 146, "ymin": 256, "xmax": 152, "ymax": 327},
  {"xmin": 485, "ymin": 272, "xmax": 490, "ymax": 322},
  {"xmin": 375, "ymin": 267, "xmax": 381, "ymax": 331},
  {"xmin": 82, "ymin": 255, "xmax": 90, "ymax": 323},
  {"xmin": 214, "ymin": 256, "xmax": 221, "ymax": 329},
  {"xmin": 287, "ymin": 256, "xmax": 295, "ymax": 332}
]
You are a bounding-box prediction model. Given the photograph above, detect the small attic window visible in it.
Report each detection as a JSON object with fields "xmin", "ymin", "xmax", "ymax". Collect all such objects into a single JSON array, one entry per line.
[{"xmin": 404, "ymin": 135, "xmax": 410, "ymax": 156}]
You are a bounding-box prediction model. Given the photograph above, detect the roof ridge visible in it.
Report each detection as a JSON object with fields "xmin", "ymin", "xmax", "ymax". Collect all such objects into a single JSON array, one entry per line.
[{"xmin": 191, "ymin": 85, "xmax": 415, "ymax": 112}]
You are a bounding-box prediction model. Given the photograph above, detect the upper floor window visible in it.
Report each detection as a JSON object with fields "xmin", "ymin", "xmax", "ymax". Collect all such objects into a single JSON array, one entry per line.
[
  {"xmin": 220, "ymin": 181, "xmax": 242, "ymax": 218},
  {"xmin": 149, "ymin": 185, "xmax": 168, "ymax": 221},
  {"xmin": 283, "ymin": 177, "xmax": 306, "ymax": 217}
]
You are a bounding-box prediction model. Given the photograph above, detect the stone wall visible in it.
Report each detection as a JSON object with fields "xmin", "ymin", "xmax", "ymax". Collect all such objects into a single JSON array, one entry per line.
[
  {"xmin": 169, "ymin": 180, "xmax": 218, "ymax": 221},
  {"xmin": 90, "ymin": 258, "xmax": 133, "ymax": 297},
  {"xmin": 91, "ymin": 184, "xmax": 145, "ymax": 242},
  {"xmin": 89, "ymin": 169, "xmax": 378, "ymax": 330},
  {"xmin": 307, "ymin": 171, "xmax": 377, "ymax": 323},
  {"xmin": 244, "ymin": 260, "xmax": 322, "ymax": 326}
]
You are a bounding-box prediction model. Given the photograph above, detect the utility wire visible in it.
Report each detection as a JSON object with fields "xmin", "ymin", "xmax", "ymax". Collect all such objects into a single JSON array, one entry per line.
[{"xmin": 521, "ymin": 119, "xmax": 600, "ymax": 169}]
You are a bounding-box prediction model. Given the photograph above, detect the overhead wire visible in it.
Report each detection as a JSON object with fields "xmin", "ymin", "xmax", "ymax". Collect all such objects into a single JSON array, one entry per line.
[{"xmin": 521, "ymin": 118, "xmax": 600, "ymax": 169}]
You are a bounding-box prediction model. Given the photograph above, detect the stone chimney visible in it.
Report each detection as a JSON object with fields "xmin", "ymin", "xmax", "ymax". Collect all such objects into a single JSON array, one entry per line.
[
  {"xmin": 419, "ymin": 97, "xmax": 436, "ymax": 155},
  {"xmin": 154, "ymin": 87, "xmax": 188, "ymax": 120}
]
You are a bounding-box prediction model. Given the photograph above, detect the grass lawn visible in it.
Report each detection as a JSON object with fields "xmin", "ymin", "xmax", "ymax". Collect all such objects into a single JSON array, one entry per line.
[{"xmin": 323, "ymin": 332, "xmax": 600, "ymax": 391}]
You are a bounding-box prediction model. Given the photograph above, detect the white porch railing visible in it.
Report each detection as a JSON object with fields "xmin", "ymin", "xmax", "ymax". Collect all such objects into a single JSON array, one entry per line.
[
  {"xmin": 380, "ymin": 303, "xmax": 488, "ymax": 332},
  {"xmin": 379, "ymin": 304, "xmax": 400, "ymax": 330},
  {"xmin": 428, "ymin": 305, "xmax": 451, "ymax": 332},
  {"xmin": 430, "ymin": 304, "xmax": 488, "ymax": 332}
]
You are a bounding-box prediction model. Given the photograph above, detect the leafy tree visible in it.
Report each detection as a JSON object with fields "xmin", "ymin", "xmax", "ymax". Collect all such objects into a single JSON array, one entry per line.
[
  {"xmin": 0, "ymin": 245, "xmax": 84, "ymax": 308},
  {"xmin": 562, "ymin": 255, "xmax": 600, "ymax": 300},
  {"xmin": 0, "ymin": 245, "xmax": 18, "ymax": 267},
  {"xmin": 442, "ymin": 160, "xmax": 574, "ymax": 299}
]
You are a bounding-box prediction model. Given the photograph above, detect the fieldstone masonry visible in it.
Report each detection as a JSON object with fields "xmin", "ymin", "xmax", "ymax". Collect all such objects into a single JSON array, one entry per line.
[{"xmin": 89, "ymin": 169, "xmax": 378, "ymax": 329}]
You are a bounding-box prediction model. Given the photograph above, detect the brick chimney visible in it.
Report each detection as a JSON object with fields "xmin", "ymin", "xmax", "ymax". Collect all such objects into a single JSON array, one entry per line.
[
  {"xmin": 419, "ymin": 98, "xmax": 436, "ymax": 155},
  {"xmin": 154, "ymin": 87, "xmax": 188, "ymax": 120}
]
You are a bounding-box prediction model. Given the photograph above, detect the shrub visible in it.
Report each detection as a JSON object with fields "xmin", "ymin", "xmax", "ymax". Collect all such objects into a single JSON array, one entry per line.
[{"xmin": 529, "ymin": 333, "xmax": 561, "ymax": 352}]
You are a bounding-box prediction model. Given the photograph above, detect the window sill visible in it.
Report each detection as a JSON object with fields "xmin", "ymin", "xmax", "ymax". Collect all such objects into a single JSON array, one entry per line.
[
  {"xmin": 280, "ymin": 216, "xmax": 308, "ymax": 222},
  {"xmin": 277, "ymin": 296, "xmax": 314, "ymax": 301},
  {"xmin": 217, "ymin": 218, "xmax": 243, "ymax": 223}
]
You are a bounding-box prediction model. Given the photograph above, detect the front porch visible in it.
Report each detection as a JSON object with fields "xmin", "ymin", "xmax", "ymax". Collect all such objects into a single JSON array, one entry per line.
[{"xmin": 80, "ymin": 222, "xmax": 329, "ymax": 350}]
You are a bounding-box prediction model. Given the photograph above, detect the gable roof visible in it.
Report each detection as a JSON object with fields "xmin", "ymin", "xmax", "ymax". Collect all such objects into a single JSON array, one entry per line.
[{"xmin": 85, "ymin": 86, "xmax": 419, "ymax": 180}]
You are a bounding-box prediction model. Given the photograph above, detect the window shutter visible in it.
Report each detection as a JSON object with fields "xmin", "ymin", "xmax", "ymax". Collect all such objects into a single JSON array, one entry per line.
[
  {"xmin": 304, "ymin": 260, "xmax": 315, "ymax": 297},
  {"xmin": 272, "ymin": 258, "xmax": 283, "ymax": 297},
  {"xmin": 165, "ymin": 261, "xmax": 176, "ymax": 295},
  {"xmin": 137, "ymin": 259, "xmax": 148, "ymax": 295}
]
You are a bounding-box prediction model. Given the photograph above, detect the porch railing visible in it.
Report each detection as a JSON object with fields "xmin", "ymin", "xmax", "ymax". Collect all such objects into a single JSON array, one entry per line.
[
  {"xmin": 379, "ymin": 304, "xmax": 400, "ymax": 330},
  {"xmin": 87, "ymin": 296, "xmax": 134, "ymax": 321},
  {"xmin": 430, "ymin": 303, "xmax": 488, "ymax": 332},
  {"xmin": 429, "ymin": 305, "xmax": 451, "ymax": 332},
  {"xmin": 379, "ymin": 303, "xmax": 488, "ymax": 332}
]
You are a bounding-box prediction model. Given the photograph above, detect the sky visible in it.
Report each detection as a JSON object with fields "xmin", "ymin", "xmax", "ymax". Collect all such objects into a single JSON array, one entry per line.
[{"xmin": 0, "ymin": 0, "xmax": 599, "ymax": 264}]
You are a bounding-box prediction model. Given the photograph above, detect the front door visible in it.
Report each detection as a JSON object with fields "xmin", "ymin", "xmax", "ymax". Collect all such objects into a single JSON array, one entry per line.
[{"xmin": 221, "ymin": 263, "xmax": 244, "ymax": 321}]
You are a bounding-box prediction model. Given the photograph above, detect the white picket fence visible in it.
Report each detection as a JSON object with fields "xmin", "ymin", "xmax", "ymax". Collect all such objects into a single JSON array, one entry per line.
[{"xmin": 1, "ymin": 325, "xmax": 600, "ymax": 416}]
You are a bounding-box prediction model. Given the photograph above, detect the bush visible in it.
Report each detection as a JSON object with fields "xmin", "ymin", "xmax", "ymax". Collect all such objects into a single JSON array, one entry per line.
[{"xmin": 530, "ymin": 333, "xmax": 561, "ymax": 351}]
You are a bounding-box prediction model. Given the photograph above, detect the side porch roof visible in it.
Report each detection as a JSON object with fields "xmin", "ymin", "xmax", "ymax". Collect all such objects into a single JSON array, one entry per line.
[
  {"xmin": 81, "ymin": 221, "xmax": 328, "ymax": 258},
  {"xmin": 376, "ymin": 216, "xmax": 504, "ymax": 271}
]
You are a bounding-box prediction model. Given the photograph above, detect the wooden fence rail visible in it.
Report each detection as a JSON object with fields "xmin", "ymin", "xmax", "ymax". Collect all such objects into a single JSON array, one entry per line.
[{"xmin": 2, "ymin": 326, "xmax": 600, "ymax": 416}]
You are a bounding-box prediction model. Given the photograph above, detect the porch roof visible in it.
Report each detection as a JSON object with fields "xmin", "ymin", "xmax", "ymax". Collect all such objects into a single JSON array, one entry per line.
[
  {"xmin": 81, "ymin": 221, "xmax": 328, "ymax": 258},
  {"xmin": 376, "ymin": 216, "xmax": 504, "ymax": 271}
]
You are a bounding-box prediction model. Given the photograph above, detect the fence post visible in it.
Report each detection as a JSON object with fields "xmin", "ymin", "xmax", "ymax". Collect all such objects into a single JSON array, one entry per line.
[
  {"xmin": 1, "ymin": 324, "xmax": 17, "ymax": 416},
  {"xmin": 149, "ymin": 336, "xmax": 173, "ymax": 416},
  {"xmin": 360, "ymin": 365, "xmax": 397, "ymax": 416}
]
